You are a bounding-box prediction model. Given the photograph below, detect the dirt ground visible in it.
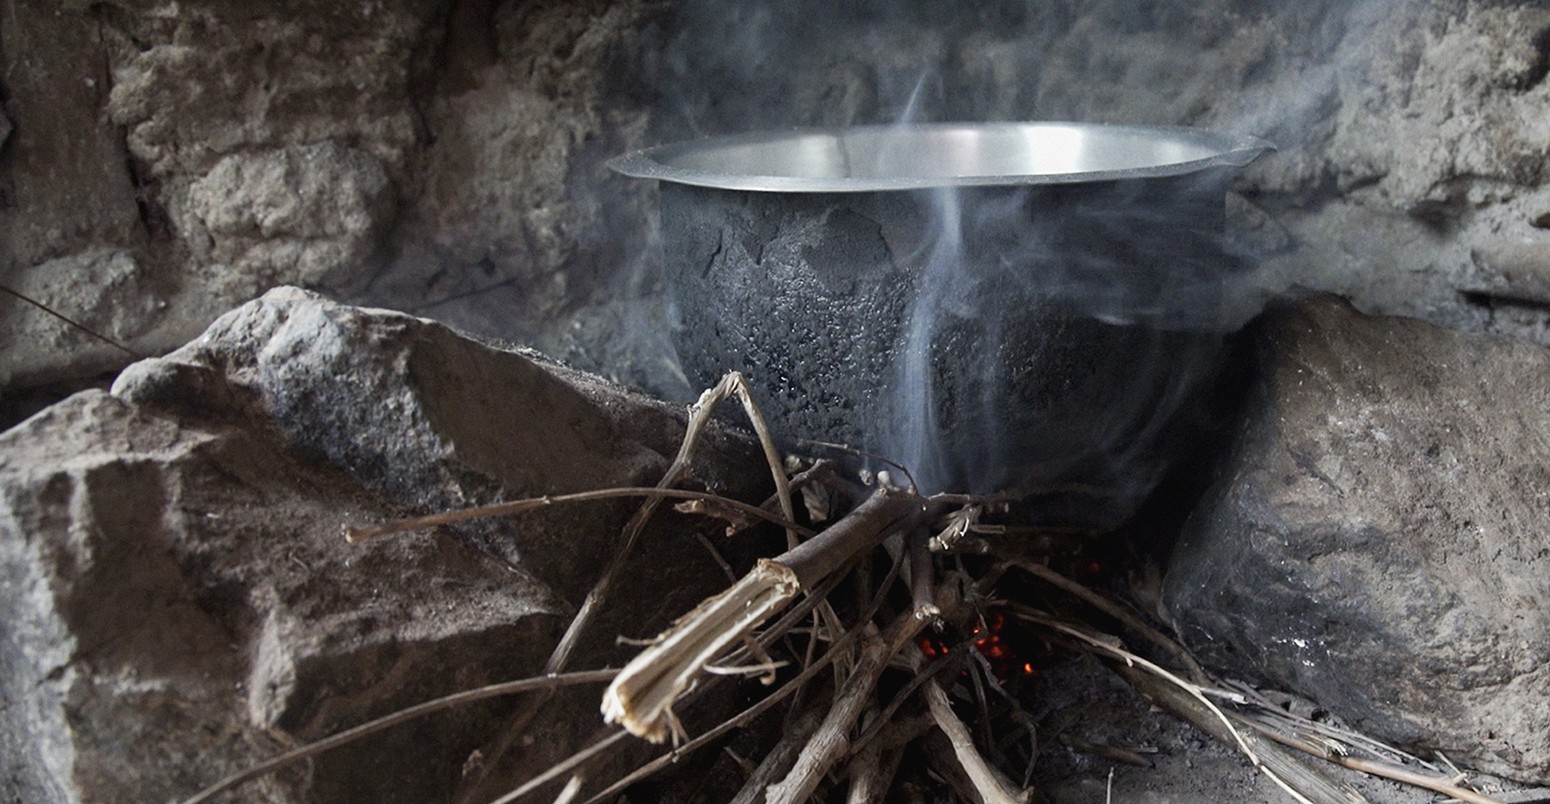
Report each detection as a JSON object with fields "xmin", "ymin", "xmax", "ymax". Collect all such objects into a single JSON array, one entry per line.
[{"xmin": 1030, "ymin": 656, "xmax": 1544, "ymax": 804}]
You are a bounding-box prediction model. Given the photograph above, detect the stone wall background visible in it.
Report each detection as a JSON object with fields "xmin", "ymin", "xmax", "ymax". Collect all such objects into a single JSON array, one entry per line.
[{"xmin": 3, "ymin": 0, "xmax": 1549, "ymax": 398}]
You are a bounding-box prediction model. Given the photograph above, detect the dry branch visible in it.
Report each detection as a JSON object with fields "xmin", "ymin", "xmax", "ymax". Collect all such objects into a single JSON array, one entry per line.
[
  {"xmin": 728, "ymin": 708, "xmax": 823, "ymax": 804},
  {"xmin": 456, "ymin": 371, "xmax": 801, "ymax": 801},
  {"xmin": 1002, "ymin": 558, "xmax": 1207, "ymax": 683},
  {"xmin": 922, "ymin": 679, "xmax": 1032, "ymax": 804},
  {"xmin": 579, "ymin": 564, "xmax": 904, "ymax": 804},
  {"xmin": 846, "ymin": 712, "xmax": 932, "ymax": 804},
  {"xmin": 766, "ymin": 604, "xmax": 939, "ymax": 804},
  {"xmin": 1108, "ymin": 660, "xmax": 1365, "ymax": 804},
  {"xmin": 343, "ymin": 486, "xmax": 811, "ymax": 543},
  {"xmin": 603, "ymin": 559, "xmax": 802, "ymax": 743},
  {"xmin": 487, "ymin": 730, "xmax": 630, "ymax": 804},
  {"xmin": 603, "ymin": 488, "xmax": 920, "ymax": 742},
  {"xmin": 1240, "ymin": 719, "xmax": 1505, "ymax": 804}
]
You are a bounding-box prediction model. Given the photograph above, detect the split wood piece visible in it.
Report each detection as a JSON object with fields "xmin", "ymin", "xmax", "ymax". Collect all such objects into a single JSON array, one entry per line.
[
  {"xmin": 578, "ymin": 567, "xmax": 907, "ymax": 804},
  {"xmin": 553, "ymin": 370, "xmax": 797, "ymax": 678},
  {"xmin": 604, "ymin": 558, "xmax": 801, "ymax": 743},
  {"xmin": 922, "ymin": 679, "xmax": 1032, "ymax": 804},
  {"xmin": 765, "ymin": 602, "xmax": 940, "ymax": 804},
  {"xmin": 602, "ymin": 488, "xmax": 922, "ymax": 743}
]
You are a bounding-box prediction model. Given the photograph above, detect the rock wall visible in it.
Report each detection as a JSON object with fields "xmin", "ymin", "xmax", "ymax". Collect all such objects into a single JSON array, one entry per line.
[
  {"xmin": 0, "ymin": 0, "xmax": 653, "ymax": 391},
  {"xmin": 1164, "ymin": 296, "xmax": 1550, "ymax": 784},
  {"xmin": 3, "ymin": 0, "xmax": 1549, "ymax": 396}
]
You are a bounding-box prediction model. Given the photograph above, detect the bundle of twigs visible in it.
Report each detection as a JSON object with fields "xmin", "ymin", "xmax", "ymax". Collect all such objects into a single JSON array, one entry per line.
[{"xmin": 181, "ymin": 372, "xmax": 1510, "ymax": 804}]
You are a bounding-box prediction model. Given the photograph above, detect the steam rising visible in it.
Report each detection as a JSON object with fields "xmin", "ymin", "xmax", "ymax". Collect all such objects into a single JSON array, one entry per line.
[
  {"xmin": 618, "ymin": 0, "xmax": 1398, "ymax": 497},
  {"xmin": 875, "ymin": 162, "xmax": 1254, "ymax": 496}
]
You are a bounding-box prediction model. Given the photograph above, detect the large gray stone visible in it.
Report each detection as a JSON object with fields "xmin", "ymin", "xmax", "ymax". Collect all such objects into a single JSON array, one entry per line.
[
  {"xmin": 1164, "ymin": 296, "xmax": 1550, "ymax": 784},
  {"xmin": 1, "ymin": 288, "xmax": 770, "ymax": 802}
]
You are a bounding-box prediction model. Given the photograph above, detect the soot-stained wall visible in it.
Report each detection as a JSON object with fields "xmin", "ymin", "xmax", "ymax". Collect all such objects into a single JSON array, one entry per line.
[{"xmin": 2, "ymin": 0, "xmax": 1548, "ymax": 396}]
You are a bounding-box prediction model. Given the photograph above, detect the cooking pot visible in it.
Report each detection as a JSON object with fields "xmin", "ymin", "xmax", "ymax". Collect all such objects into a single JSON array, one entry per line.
[{"xmin": 613, "ymin": 122, "xmax": 1272, "ymax": 512}]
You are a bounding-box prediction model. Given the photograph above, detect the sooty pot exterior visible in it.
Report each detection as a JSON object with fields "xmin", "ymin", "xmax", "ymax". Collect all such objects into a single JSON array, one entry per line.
[{"xmin": 660, "ymin": 172, "xmax": 1242, "ymax": 514}]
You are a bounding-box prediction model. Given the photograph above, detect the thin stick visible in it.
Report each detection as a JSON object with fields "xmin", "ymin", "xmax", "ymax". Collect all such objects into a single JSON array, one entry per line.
[
  {"xmin": 1057, "ymin": 734, "xmax": 1152, "ymax": 768},
  {"xmin": 552, "ymin": 774, "xmax": 584, "ymax": 804},
  {"xmin": 178, "ymin": 669, "xmax": 616, "ymax": 804},
  {"xmin": 0, "ymin": 284, "xmax": 143, "ymax": 359},
  {"xmin": 1026, "ymin": 613, "xmax": 1357, "ymax": 804},
  {"xmin": 602, "ymin": 489, "xmax": 919, "ymax": 742},
  {"xmin": 1006, "ymin": 607, "xmax": 1337, "ymax": 804},
  {"xmin": 458, "ymin": 378, "xmax": 753, "ymax": 803},
  {"xmin": 766, "ymin": 603, "xmax": 939, "ymax": 804},
  {"xmin": 547, "ymin": 373, "xmax": 791, "ymax": 676},
  {"xmin": 727, "ymin": 706, "xmax": 823, "ymax": 804},
  {"xmin": 1007, "ymin": 607, "xmax": 1259, "ymax": 764},
  {"xmin": 343, "ymin": 486, "xmax": 813, "ymax": 543},
  {"xmin": 849, "ymin": 649, "xmax": 961, "ymax": 758},
  {"xmin": 487, "ymin": 730, "xmax": 630, "ymax": 804},
  {"xmin": 691, "ymin": 530, "xmax": 739, "ymax": 584},
  {"xmin": 715, "ymin": 371, "xmax": 801, "ymax": 550},
  {"xmin": 780, "ymin": 537, "xmax": 907, "ymax": 723},
  {"xmin": 922, "ymin": 679, "xmax": 1030, "ymax": 804},
  {"xmin": 784, "ymin": 458, "xmax": 867, "ymax": 508},
  {"xmin": 579, "ymin": 551, "xmax": 908, "ymax": 804},
  {"xmin": 1116, "ymin": 660, "xmax": 1355, "ymax": 804},
  {"xmin": 1242, "ymin": 721, "xmax": 1504, "ymax": 804},
  {"xmin": 1002, "ymin": 559, "xmax": 1207, "ymax": 683},
  {"xmin": 793, "ymin": 437, "xmax": 920, "ymax": 494},
  {"xmin": 1224, "ymin": 679, "xmax": 1438, "ymax": 771},
  {"xmin": 780, "ymin": 489, "xmax": 920, "ymax": 588},
  {"xmin": 766, "ymin": 626, "xmax": 888, "ymax": 804}
]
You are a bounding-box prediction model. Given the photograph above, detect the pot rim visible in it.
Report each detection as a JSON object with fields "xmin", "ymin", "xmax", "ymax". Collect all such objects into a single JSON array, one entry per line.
[{"xmin": 610, "ymin": 121, "xmax": 1275, "ymax": 193}]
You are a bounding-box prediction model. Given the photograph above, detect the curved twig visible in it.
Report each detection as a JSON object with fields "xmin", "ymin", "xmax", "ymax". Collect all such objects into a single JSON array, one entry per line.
[
  {"xmin": 180, "ymin": 669, "xmax": 617, "ymax": 804},
  {"xmin": 343, "ymin": 486, "xmax": 813, "ymax": 543}
]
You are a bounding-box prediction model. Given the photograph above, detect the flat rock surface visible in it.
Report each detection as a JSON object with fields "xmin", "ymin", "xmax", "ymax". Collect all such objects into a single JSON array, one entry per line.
[
  {"xmin": 1164, "ymin": 296, "xmax": 1550, "ymax": 784},
  {"xmin": 0, "ymin": 288, "xmax": 770, "ymax": 802}
]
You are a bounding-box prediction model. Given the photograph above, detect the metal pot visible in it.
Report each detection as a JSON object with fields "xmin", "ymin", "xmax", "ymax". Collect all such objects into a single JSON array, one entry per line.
[{"xmin": 613, "ymin": 122, "xmax": 1272, "ymax": 512}]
